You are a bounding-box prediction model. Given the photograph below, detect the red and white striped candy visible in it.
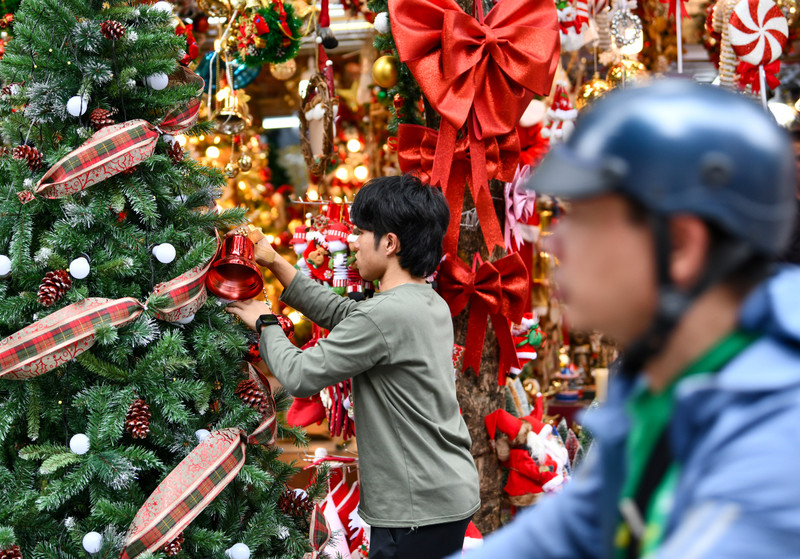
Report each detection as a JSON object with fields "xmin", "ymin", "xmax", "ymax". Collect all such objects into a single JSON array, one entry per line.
[{"xmin": 728, "ymin": 0, "xmax": 789, "ymax": 66}]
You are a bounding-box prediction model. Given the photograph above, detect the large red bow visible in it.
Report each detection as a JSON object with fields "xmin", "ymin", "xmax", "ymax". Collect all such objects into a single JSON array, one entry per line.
[
  {"xmin": 398, "ymin": 124, "xmax": 518, "ymax": 251},
  {"xmin": 437, "ymin": 252, "xmax": 530, "ymax": 385},
  {"xmin": 737, "ymin": 60, "xmax": 781, "ymax": 95},
  {"xmin": 390, "ymin": 0, "xmax": 559, "ymax": 254}
]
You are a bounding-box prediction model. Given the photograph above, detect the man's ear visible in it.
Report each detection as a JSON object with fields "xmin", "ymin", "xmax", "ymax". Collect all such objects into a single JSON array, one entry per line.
[
  {"xmin": 385, "ymin": 232, "xmax": 401, "ymax": 256},
  {"xmin": 669, "ymin": 215, "xmax": 710, "ymax": 290}
]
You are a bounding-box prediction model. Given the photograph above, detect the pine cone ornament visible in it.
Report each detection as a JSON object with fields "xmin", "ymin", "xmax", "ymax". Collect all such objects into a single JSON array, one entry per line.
[
  {"xmin": 37, "ymin": 270, "xmax": 72, "ymax": 306},
  {"xmin": 89, "ymin": 108, "xmax": 115, "ymax": 130},
  {"xmin": 235, "ymin": 379, "xmax": 266, "ymax": 411},
  {"xmin": 12, "ymin": 144, "xmax": 43, "ymax": 170},
  {"xmin": 0, "ymin": 545, "xmax": 22, "ymax": 559},
  {"xmin": 278, "ymin": 489, "xmax": 314, "ymax": 517},
  {"xmin": 125, "ymin": 399, "xmax": 151, "ymax": 439},
  {"xmin": 166, "ymin": 141, "xmax": 184, "ymax": 164},
  {"xmin": 100, "ymin": 20, "xmax": 125, "ymax": 40},
  {"xmin": 161, "ymin": 533, "xmax": 184, "ymax": 557}
]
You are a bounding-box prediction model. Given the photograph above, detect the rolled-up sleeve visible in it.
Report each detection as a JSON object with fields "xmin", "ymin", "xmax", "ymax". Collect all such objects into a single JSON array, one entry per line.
[{"xmin": 280, "ymin": 272, "xmax": 360, "ymax": 330}]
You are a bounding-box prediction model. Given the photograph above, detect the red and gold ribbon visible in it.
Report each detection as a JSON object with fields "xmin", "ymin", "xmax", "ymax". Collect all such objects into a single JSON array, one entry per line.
[{"xmin": 437, "ymin": 252, "xmax": 529, "ymax": 384}]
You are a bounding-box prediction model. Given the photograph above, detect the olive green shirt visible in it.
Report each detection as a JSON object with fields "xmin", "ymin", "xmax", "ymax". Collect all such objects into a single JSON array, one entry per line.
[{"xmin": 260, "ymin": 272, "xmax": 480, "ymax": 528}]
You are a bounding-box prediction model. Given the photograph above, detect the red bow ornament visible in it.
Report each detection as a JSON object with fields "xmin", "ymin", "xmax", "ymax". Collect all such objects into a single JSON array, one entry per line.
[
  {"xmin": 437, "ymin": 252, "xmax": 530, "ymax": 385},
  {"xmin": 737, "ymin": 60, "xmax": 781, "ymax": 94},
  {"xmin": 390, "ymin": 0, "xmax": 559, "ymax": 254},
  {"xmin": 398, "ymin": 124, "xmax": 518, "ymax": 240}
]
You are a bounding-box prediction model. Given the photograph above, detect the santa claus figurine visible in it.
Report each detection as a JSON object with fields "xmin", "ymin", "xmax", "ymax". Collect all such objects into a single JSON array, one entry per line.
[
  {"xmin": 485, "ymin": 409, "xmax": 569, "ymax": 509},
  {"xmin": 510, "ymin": 312, "xmax": 547, "ymax": 378},
  {"xmin": 541, "ymin": 81, "xmax": 578, "ymax": 144},
  {"xmin": 325, "ymin": 221, "xmax": 351, "ymax": 296}
]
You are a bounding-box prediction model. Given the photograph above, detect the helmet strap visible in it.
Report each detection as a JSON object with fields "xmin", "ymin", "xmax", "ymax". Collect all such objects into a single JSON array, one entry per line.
[{"xmin": 620, "ymin": 214, "xmax": 754, "ymax": 376}]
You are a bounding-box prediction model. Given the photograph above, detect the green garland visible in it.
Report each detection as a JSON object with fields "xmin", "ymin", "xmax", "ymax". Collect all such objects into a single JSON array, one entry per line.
[
  {"xmin": 241, "ymin": 2, "xmax": 302, "ymax": 66},
  {"xmin": 367, "ymin": 0, "xmax": 423, "ymax": 135}
]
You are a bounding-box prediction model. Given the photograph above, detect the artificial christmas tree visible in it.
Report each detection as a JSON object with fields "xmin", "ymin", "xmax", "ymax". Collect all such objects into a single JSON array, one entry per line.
[{"xmin": 0, "ymin": 1, "xmax": 324, "ymax": 557}]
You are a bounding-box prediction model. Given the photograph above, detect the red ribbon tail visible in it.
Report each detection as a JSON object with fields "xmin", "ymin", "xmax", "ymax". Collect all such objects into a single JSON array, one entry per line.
[
  {"xmin": 492, "ymin": 314, "xmax": 520, "ymax": 386},
  {"xmin": 463, "ymin": 301, "xmax": 490, "ymax": 374},
  {"xmin": 469, "ymin": 125, "xmax": 504, "ymax": 253},
  {"xmin": 436, "ymin": 123, "xmax": 463, "ymax": 255}
]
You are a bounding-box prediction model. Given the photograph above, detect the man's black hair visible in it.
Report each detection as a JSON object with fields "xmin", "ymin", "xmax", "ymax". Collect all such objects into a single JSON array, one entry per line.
[{"xmin": 350, "ymin": 174, "xmax": 450, "ymax": 278}]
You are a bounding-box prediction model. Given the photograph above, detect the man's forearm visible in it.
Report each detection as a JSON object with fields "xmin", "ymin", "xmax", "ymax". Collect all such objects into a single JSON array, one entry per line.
[{"xmin": 264, "ymin": 252, "xmax": 298, "ymax": 289}]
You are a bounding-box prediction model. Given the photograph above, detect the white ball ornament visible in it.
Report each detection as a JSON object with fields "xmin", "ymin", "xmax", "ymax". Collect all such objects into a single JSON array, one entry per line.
[
  {"xmin": 67, "ymin": 95, "xmax": 88, "ymax": 117},
  {"xmin": 176, "ymin": 314, "xmax": 195, "ymax": 325},
  {"xmin": 151, "ymin": 1, "xmax": 174, "ymax": 13},
  {"xmin": 70, "ymin": 433, "xmax": 90, "ymax": 455},
  {"xmin": 195, "ymin": 428, "xmax": 211, "ymax": 442},
  {"xmin": 373, "ymin": 12, "xmax": 390, "ymax": 34},
  {"xmin": 0, "ymin": 254, "xmax": 11, "ymax": 278},
  {"xmin": 146, "ymin": 72, "xmax": 169, "ymax": 91},
  {"xmin": 69, "ymin": 256, "xmax": 91, "ymax": 279},
  {"xmin": 82, "ymin": 531, "xmax": 103, "ymax": 553},
  {"xmin": 227, "ymin": 543, "xmax": 251, "ymax": 559},
  {"xmin": 162, "ymin": 133, "xmax": 174, "ymax": 144},
  {"xmin": 153, "ymin": 243, "xmax": 176, "ymax": 264}
]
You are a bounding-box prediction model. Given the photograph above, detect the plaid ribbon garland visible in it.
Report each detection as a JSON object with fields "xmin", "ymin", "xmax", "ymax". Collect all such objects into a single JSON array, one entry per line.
[
  {"xmin": 120, "ymin": 428, "xmax": 248, "ymax": 559},
  {"xmin": 32, "ymin": 68, "xmax": 204, "ymax": 201},
  {"xmin": 149, "ymin": 257, "xmax": 214, "ymax": 323},
  {"xmin": 0, "ymin": 298, "xmax": 143, "ymax": 379},
  {"xmin": 246, "ymin": 363, "xmax": 278, "ymax": 446},
  {"xmin": 306, "ymin": 504, "xmax": 331, "ymax": 558}
]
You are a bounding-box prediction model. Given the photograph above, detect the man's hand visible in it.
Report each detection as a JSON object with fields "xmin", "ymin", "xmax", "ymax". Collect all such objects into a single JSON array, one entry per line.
[
  {"xmin": 225, "ymin": 299, "xmax": 272, "ymax": 331},
  {"xmin": 226, "ymin": 226, "xmax": 277, "ymax": 268}
]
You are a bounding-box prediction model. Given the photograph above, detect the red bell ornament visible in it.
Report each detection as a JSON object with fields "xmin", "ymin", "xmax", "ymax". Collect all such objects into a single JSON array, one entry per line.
[{"xmin": 205, "ymin": 234, "xmax": 264, "ymax": 300}]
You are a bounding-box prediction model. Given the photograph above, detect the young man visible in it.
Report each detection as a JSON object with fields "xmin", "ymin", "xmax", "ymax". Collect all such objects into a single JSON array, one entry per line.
[
  {"xmin": 458, "ymin": 80, "xmax": 800, "ymax": 559},
  {"xmin": 227, "ymin": 174, "xmax": 480, "ymax": 559}
]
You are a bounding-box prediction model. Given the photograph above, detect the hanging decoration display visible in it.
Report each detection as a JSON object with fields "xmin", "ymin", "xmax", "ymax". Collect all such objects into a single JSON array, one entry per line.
[
  {"xmin": 389, "ymin": 0, "xmax": 560, "ymax": 254},
  {"xmin": 299, "ymin": 72, "xmax": 337, "ymax": 178}
]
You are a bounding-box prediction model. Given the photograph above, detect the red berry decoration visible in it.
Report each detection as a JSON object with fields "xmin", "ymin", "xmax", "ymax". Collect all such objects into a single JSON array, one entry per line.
[
  {"xmin": 100, "ymin": 20, "xmax": 125, "ymax": 40},
  {"xmin": 37, "ymin": 270, "xmax": 72, "ymax": 306},
  {"xmin": 245, "ymin": 341, "xmax": 262, "ymax": 363},
  {"xmin": 13, "ymin": 144, "xmax": 43, "ymax": 170}
]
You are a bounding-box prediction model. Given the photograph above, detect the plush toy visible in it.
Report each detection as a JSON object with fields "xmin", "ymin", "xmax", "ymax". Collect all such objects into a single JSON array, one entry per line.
[
  {"xmin": 541, "ymin": 81, "xmax": 578, "ymax": 144},
  {"xmin": 289, "ymin": 224, "xmax": 311, "ymax": 278},
  {"xmin": 346, "ymin": 232, "xmax": 366, "ymax": 301},
  {"xmin": 485, "ymin": 409, "xmax": 569, "ymax": 508},
  {"xmin": 325, "ymin": 221, "xmax": 350, "ymax": 295},
  {"xmin": 304, "ymin": 230, "xmax": 334, "ymax": 285}
]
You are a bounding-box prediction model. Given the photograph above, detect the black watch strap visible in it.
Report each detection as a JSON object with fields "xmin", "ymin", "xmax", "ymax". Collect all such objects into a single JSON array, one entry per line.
[{"xmin": 256, "ymin": 314, "xmax": 280, "ymax": 334}]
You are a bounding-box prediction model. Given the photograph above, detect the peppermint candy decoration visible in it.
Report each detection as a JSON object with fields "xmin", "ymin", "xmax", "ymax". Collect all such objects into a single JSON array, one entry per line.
[{"xmin": 728, "ymin": 0, "xmax": 789, "ymax": 66}]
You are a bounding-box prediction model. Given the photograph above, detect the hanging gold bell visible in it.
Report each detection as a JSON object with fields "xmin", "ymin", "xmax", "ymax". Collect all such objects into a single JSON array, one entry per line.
[{"xmin": 212, "ymin": 87, "xmax": 251, "ymax": 135}]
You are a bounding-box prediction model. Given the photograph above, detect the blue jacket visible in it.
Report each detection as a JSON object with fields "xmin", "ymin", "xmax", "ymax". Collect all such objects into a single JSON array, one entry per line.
[{"xmin": 458, "ymin": 268, "xmax": 800, "ymax": 559}]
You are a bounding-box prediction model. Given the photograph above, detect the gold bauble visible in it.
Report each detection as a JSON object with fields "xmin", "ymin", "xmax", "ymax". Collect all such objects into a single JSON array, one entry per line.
[
  {"xmin": 253, "ymin": 35, "xmax": 267, "ymax": 49},
  {"xmin": 197, "ymin": 0, "xmax": 230, "ymax": 17},
  {"xmin": 231, "ymin": 0, "xmax": 247, "ymax": 9},
  {"xmin": 606, "ymin": 59, "xmax": 650, "ymax": 88},
  {"xmin": 224, "ymin": 162, "xmax": 240, "ymax": 179},
  {"xmin": 270, "ymin": 59, "xmax": 297, "ymax": 80},
  {"xmin": 776, "ymin": 0, "xmax": 799, "ymax": 26},
  {"xmin": 238, "ymin": 154, "xmax": 253, "ymax": 172},
  {"xmin": 576, "ymin": 76, "xmax": 612, "ymax": 110},
  {"xmin": 372, "ymin": 55, "xmax": 399, "ymax": 89}
]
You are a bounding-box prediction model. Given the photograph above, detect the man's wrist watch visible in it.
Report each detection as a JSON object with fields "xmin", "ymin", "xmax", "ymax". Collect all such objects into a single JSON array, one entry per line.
[{"xmin": 256, "ymin": 314, "xmax": 280, "ymax": 334}]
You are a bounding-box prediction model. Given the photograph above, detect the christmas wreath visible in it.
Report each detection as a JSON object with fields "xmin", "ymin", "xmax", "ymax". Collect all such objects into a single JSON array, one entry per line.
[{"xmin": 236, "ymin": 1, "xmax": 302, "ymax": 66}]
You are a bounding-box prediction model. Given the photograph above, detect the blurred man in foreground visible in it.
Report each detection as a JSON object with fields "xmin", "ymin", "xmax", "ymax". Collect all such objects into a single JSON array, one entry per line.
[{"xmin": 458, "ymin": 80, "xmax": 800, "ymax": 558}]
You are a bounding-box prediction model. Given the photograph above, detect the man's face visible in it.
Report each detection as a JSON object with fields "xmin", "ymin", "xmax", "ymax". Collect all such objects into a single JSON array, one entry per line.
[
  {"xmin": 352, "ymin": 228, "xmax": 386, "ymax": 282},
  {"xmin": 553, "ymin": 194, "xmax": 658, "ymax": 346}
]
